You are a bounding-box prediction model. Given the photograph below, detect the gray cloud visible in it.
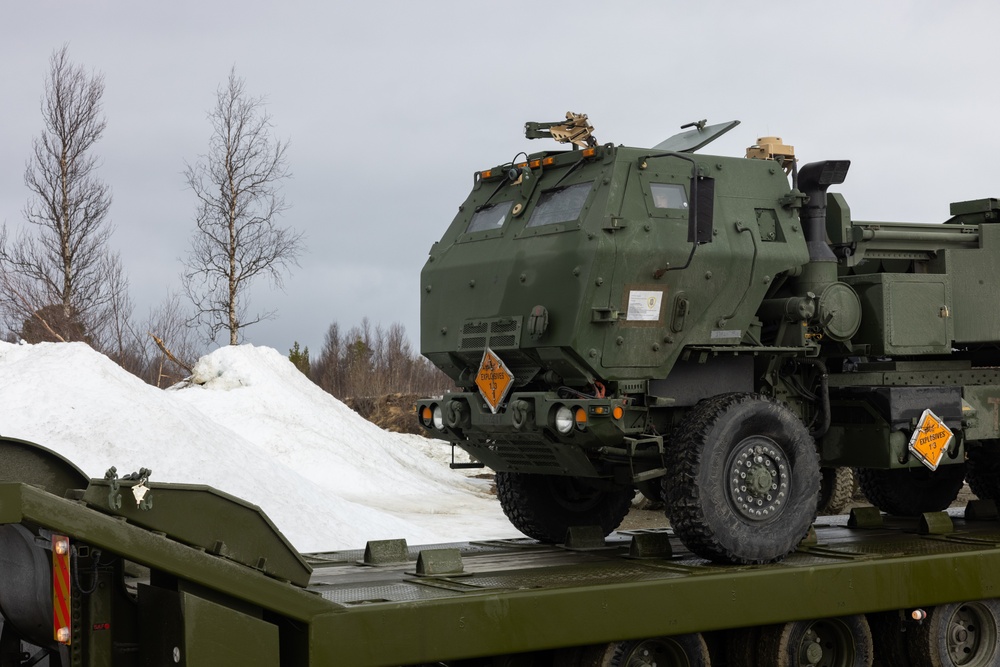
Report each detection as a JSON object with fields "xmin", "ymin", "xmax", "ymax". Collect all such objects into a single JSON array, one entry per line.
[{"xmin": 2, "ymin": 1, "xmax": 998, "ymax": 355}]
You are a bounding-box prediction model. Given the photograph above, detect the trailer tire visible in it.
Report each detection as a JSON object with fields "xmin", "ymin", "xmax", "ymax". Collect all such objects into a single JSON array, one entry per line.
[
  {"xmin": 663, "ymin": 393, "xmax": 820, "ymax": 564},
  {"xmin": 856, "ymin": 464, "xmax": 965, "ymax": 516},
  {"xmin": 577, "ymin": 634, "xmax": 710, "ymax": 666},
  {"xmin": 494, "ymin": 472, "xmax": 632, "ymax": 543},
  {"xmin": 819, "ymin": 466, "xmax": 855, "ymax": 515},
  {"xmin": 967, "ymin": 442, "xmax": 1000, "ymax": 500},
  {"xmin": 757, "ymin": 614, "xmax": 874, "ymax": 666},
  {"xmin": 906, "ymin": 600, "xmax": 1000, "ymax": 667},
  {"xmin": 725, "ymin": 626, "xmax": 760, "ymax": 666},
  {"xmin": 868, "ymin": 610, "xmax": 913, "ymax": 667}
]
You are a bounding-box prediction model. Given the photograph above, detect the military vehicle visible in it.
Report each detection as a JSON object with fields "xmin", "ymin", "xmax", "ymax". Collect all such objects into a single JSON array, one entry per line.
[
  {"xmin": 416, "ymin": 113, "xmax": 1000, "ymax": 565},
  {"xmin": 6, "ymin": 434, "xmax": 1000, "ymax": 666}
]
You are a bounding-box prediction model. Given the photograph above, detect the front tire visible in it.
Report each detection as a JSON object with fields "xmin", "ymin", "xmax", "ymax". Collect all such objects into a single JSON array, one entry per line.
[
  {"xmin": 663, "ymin": 393, "xmax": 820, "ymax": 564},
  {"xmin": 495, "ymin": 471, "xmax": 633, "ymax": 543}
]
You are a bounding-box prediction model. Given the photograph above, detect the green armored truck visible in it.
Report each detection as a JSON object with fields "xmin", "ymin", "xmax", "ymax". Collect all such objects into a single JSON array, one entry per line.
[{"xmin": 416, "ymin": 114, "xmax": 1000, "ymax": 565}]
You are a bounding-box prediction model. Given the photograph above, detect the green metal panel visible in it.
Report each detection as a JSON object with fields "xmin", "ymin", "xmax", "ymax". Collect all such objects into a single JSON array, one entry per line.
[
  {"xmin": 140, "ymin": 586, "xmax": 279, "ymax": 666},
  {"xmin": 939, "ymin": 222, "xmax": 1000, "ymax": 343},
  {"xmin": 0, "ymin": 484, "xmax": 327, "ymax": 622},
  {"xmin": 843, "ymin": 273, "xmax": 953, "ymax": 355},
  {"xmin": 82, "ymin": 480, "xmax": 311, "ymax": 587}
]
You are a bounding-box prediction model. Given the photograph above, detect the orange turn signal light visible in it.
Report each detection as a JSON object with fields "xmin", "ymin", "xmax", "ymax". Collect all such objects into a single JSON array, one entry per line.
[{"xmin": 612, "ymin": 405, "xmax": 624, "ymax": 420}]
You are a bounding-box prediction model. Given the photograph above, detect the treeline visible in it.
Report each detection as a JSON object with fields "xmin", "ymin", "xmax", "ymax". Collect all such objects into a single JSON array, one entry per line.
[{"xmin": 297, "ymin": 318, "xmax": 453, "ymax": 411}]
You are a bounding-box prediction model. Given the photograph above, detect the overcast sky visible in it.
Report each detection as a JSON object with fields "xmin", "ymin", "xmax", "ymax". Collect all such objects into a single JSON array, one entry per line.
[{"xmin": 2, "ymin": 1, "xmax": 999, "ymax": 357}]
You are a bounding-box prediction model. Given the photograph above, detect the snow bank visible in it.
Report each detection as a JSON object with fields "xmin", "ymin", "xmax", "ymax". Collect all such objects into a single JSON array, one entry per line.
[{"xmin": 0, "ymin": 341, "xmax": 517, "ymax": 551}]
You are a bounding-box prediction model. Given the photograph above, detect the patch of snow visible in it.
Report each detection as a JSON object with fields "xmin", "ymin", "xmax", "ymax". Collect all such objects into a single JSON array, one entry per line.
[{"xmin": 0, "ymin": 341, "xmax": 518, "ymax": 552}]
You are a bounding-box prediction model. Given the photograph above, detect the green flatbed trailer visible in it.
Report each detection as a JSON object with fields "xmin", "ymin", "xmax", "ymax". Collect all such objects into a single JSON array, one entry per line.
[{"xmin": 3, "ymin": 438, "xmax": 1000, "ymax": 666}]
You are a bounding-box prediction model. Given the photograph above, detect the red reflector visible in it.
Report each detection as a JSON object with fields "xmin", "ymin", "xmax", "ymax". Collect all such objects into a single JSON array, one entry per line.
[{"xmin": 53, "ymin": 535, "xmax": 71, "ymax": 645}]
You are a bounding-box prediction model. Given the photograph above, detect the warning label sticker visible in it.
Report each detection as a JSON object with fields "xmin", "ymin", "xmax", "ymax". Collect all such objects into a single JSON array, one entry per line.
[
  {"xmin": 908, "ymin": 408, "xmax": 954, "ymax": 471},
  {"xmin": 626, "ymin": 290, "xmax": 663, "ymax": 322},
  {"xmin": 476, "ymin": 348, "xmax": 514, "ymax": 414}
]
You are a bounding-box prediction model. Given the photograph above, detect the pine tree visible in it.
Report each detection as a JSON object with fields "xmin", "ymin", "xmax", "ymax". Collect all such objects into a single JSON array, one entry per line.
[{"xmin": 288, "ymin": 341, "xmax": 310, "ymax": 375}]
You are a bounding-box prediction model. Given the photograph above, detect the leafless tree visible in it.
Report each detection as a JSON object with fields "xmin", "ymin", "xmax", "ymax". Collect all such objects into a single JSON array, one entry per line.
[
  {"xmin": 182, "ymin": 67, "xmax": 302, "ymax": 345},
  {"xmin": 0, "ymin": 45, "xmax": 129, "ymax": 344},
  {"xmin": 310, "ymin": 319, "xmax": 453, "ymax": 405},
  {"xmin": 143, "ymin": 293, "xmax": 201, "ymax": 386}
]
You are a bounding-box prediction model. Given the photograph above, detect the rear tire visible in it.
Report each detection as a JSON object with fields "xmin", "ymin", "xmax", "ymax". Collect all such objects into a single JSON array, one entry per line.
[
  {"xmin": 757, "ymin": 615, "xmax": 874, "ymax": 667},
  {"xmin": 495, "ymin": 471, "xmax": 632, "ymax": 543},
  {"xmin": 725, "ymin": 626, "xmax": 760, "ymax": 667},
  {"xmin": 856, "ymin": 465, "xmax": 965, "ymax": 516},
  {"xmin": 907, "ymin": 600, "xmax": 1000, "ymax": 666},
  {"xmin": 819, "ymin": 467, "xmax": 855, "ymax": 515},
  {"xmin": 867, "ymin": 610, "xmax": 913, "ymax": 667},
  {"xmin": 577, "ymin": 634, "xmax": 711, "ymax": 667},
  {"xmin": 663, "ymin": 393, "xmax": 820, "ymax": 564},
  {"xmin": 967, "ymin": 443, "xmax": 1000, "ymax": 500}
]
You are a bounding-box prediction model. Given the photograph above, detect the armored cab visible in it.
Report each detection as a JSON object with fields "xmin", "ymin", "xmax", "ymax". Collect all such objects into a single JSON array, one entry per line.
[{"xmin": 417, "ymin": 114, "xmax": 1000, "ymax": 565}]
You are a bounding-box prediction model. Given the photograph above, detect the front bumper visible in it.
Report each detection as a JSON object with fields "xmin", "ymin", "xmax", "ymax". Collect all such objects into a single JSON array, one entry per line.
[{"xmin": 416, "ymin": 391, "xmax": 637, "ymax": 477}]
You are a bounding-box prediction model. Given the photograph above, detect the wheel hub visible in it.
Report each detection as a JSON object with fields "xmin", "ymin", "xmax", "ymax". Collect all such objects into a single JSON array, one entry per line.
[
  {"xmin": 728, "ymin": 437, "xmax": 789, "ymax": 521},
  {"xmin": 948, "ymin": 604, "xmax": 983, "ymax": 664}
]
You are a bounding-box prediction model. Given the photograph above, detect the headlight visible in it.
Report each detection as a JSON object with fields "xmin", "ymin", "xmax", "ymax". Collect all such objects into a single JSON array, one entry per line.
[
  {"xmin": 432, "ymin": 405, "xmax": 445, "ymax": 431},
  {"xmin": 554, "ymin": 405, "xmax": 574, "ymax": 434}
]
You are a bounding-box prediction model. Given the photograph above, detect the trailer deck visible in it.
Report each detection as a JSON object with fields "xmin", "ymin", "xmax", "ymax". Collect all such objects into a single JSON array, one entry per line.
[{"xmin": 4, "ymin": 479, "xmax": 999, "ymax": 665}]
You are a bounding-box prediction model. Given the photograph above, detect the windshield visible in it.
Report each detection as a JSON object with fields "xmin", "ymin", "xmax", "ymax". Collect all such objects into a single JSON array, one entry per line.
[
  {"xmin": 466, "ymin": 201, "xmax": 514, "ymax": 233},
  {"xmin": 526, "ymin": 182, "xmax": 593, "ymax": 228}
]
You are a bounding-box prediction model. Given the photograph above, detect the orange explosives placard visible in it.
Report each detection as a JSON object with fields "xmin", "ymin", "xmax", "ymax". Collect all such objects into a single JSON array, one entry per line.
[
  {"xmin": 476, "ymin": 349, "xmax": 514, "ymax": 414},
  {"xmin": 908, "ymin": 409, "xmax": 954, "ymax": 471}
]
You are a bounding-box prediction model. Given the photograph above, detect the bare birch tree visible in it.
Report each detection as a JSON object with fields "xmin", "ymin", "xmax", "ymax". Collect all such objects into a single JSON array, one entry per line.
[
  {"xmin": 0, "ymin": 45, "xmax": 130, "ymax": 344},
  {"xmin": 183, "ymin": 67, "xmax": 302, "ymax": 345}
]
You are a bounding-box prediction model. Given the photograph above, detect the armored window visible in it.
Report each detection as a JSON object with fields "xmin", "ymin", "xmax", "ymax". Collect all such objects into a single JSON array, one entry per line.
[
  {"xmin": 466, "ymin": 201, "xmax": 514, "ymax": 233},
  {"xmin": 650, "ymin": 183, "xmax": 688, "ymax": 210},
  {"xmin": 526, "ymin": 182, "xmax": 593, "ymax": 228}
]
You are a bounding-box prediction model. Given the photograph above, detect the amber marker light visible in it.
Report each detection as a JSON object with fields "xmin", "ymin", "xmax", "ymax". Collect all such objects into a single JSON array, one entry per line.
[
  {"xmin": 612, "ymin": 405, "xmax": 624, "ymax": 420},
  {"xmin": 575, "ymin": 408, "xmax": 588, "ymax": 429},
  {"xmin": 420, "ymin": 406, "xmax": 433, "ymax": 426}
]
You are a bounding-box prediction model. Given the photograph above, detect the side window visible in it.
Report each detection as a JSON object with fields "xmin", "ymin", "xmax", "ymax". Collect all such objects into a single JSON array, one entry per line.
[
  {"xmin": 466, "ymin": 201, "xmax": 513, "ymax": 233},
  {"xmin": 650, "ymin": 183, "xmax": 689, "ymax": 210},
  {"xmin": 526, "ymin": 182, "xmax": 593, "ymax": 228}
]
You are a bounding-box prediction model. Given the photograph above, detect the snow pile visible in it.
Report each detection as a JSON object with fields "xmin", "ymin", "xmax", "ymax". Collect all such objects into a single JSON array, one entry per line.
[{"xmin": 0, "ymin": 341, "xmax": 518, "ymax": 551}]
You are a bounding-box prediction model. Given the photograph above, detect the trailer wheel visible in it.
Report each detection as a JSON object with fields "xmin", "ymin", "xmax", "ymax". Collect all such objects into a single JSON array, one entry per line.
[
  {"xmin": 856, "ymin": 464, "xmax": 965, "ymax": 516},
  {"xmin": 907, "ymin": 600, "xmax": 1000, "ymax": 667},
  {"xmin": 966, "ymin": 442, "xmax": 1000, "ymax": 500},
  {"xmin": 867, "ymin": 611, "xmax": 913, "ymax": 667},
  {"xmin": 494, "ymin": 472, "xmax": 632, "ymax": 543},
  {"xmin": 725, "ymin": 626, "xmax": 760, "ymax": 666},
  {"xmin": 663, "ymin": 393, "xmax": 820, "ymax": 564},
  {"xmin": 757, "ymin": 615, "xmax": 874, "ymax": 667},
  {"xmin": 818, "ymin": 467, "xmax": 855, "ymax": 515},
  {"xmin": 577, "ymin": 634, "xmax": 710, "ymax": 666}
]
